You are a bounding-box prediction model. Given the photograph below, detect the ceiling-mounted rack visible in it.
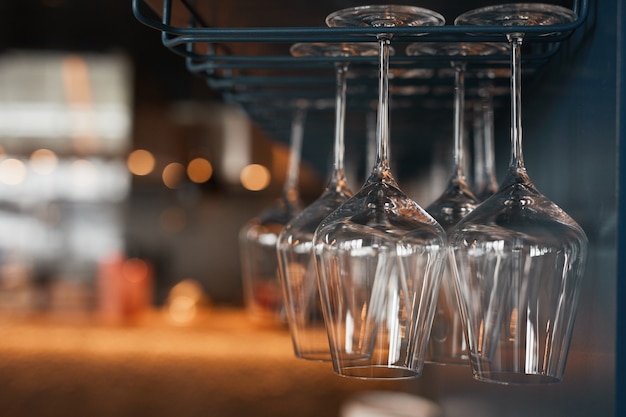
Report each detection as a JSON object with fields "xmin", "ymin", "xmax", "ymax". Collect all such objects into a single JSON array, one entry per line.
[{"xmin": 131, "ymin": 0, "xmax": 591, "ymax": 176}]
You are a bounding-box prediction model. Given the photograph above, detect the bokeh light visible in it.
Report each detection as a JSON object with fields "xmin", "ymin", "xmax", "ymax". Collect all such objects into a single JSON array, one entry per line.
[
  {"xmin": 29, "ymin": 148, "xmax": 58, "ymax": 175},
  {"xmin": 162, "ymin": 162, "xmax": 185, "ymax": 189},
  {"xmin": 0, "ymin": 158, "xmax": 27, "ymax": 185},
  {"xmin": 240, "ymin": 163, "xmax": 271, "ymax": 191},
  {"xmin": 165, "ymin": 279, "xmax": 208, "ymax": 325},
  {"xmin": 187, "ymin": 157, "xmax": 213, "ymax": 184},
  {"xmin": 127, "ymin": 149, "xmax": 155, "ymax": 176}
]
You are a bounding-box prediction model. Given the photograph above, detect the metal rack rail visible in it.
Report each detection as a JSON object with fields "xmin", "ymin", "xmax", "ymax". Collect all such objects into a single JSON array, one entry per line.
[{"xmin": 131, "ymin": 0, "xmax": 591, "ymax": 175}]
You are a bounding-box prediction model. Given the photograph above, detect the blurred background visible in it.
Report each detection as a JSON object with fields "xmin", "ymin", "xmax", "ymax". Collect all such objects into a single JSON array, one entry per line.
[{"xmin": 0, "ymin": 1, "xmax": 618, "ymax": 417}]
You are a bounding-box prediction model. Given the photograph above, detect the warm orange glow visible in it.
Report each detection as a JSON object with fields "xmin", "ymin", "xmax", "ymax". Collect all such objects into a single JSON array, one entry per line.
[
  {"xmin": 0, "ymin": 158, "xmax": 27, "ymax": 185},
  {"xmin": 121, "ymin": 258, "xmax": 150, "ymax": 283},
  {"xmin": 162, "ymin": 162, "xmax": 185, "ymax": 189},
  {"xmin": 126, "ymin": 149, "xmax": 155, "ymax": 175},
  {"xmin": 166, "ymin": 279, "xmax": 207, "ymax": 325},
  {"xmin": 187, "ymin": 157, "xmax": 213, "ymax": 183},
  {"xmin": 62, "ymin": 54, "xmax": 100, "ymax": 153},
  {"xmin": 127, "ymin": 149, "xmax": 156, "ymax": 176},
  {"xmin": 509, "ymin": 308, "xmax": 518, "ymax": 341},
  {"xmin": 168, "ymin": 296, "xmax": 198, "ymax": 324},
  {"xmin": 30, "ymin": 148, "xmax": 58, "ymax": 175},
  {"xmin": 240, "ymin": 163, "xmax": 271, "ymax": 191},
  {"xmin": 62, "ymin": 54, "xmax": 92, "ymax": 104}
]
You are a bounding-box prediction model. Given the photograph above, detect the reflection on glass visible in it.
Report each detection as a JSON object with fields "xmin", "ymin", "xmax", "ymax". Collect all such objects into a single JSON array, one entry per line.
[
  {"xmin": 278, "ymin": 42, "xmax": 378, "ymax": 361},
  {"xmin": 314, "ymin": 5, "xmax": 447, "ymax": 379},
  {"xmin": 405, "ymin": 42, "xmax": 508, "ymax": 366},
  {"xmin": 450, "ymin": 3, "xmax": 588, "ymax": 384},
  {"xmin": 240, "ymin": 108, "xmax": 305, "ymax": 324}
]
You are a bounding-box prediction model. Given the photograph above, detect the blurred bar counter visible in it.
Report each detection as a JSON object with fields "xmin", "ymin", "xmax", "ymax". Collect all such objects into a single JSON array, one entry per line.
[{"xmin": 0, "ymin": 308, "xmax": 412, "ymax": 417}]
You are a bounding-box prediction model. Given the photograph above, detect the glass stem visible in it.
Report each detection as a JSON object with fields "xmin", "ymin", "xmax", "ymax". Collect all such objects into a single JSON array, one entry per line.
[
  {"xmin": 452, "ymin": 61, "xmax": 467, "ymax": 184},
  {"xmin": 482, "ymin": 88, "xmax": 498, "ymax": 193},
  {"xmin": 374, "ymin": 36, "xmax": 392, "ymax": 179},
  {"xmin": 366, "ymin": 110, "xmax": 377, "ymax": 176},
  {"xmin": 473, "ymin": 100, "xmax": 485, "ymax": 191},
  {"xmin": 508, "ymin": 33, "xmax": 526, "ymax": 176},
  {"xmin": 331, "ymin": 63, "xmax": 348, "ymax": 190},
  {"xmin": 284, "ymin": 106, "xmax": 305, "ymax": 204}
]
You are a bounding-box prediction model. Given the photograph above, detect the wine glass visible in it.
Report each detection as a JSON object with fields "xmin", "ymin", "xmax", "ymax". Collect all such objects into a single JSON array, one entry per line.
[
  {"xmin": 472, "ymin": 77, "xmax": 501, "ymax": 200},
  {"xmin": 313, "ymin": 5, "xmax": 447, "ymax": 379},
  {"xmin": 405, "ymin": 41, "xmax": 508, "ymax": 366},
  {"xmin": 240, "ymin": 106, "xmax": 305, "ymax": 324},
  {"xmin": 450, "ymin": 3, "xmax": 588, "ymax": 384},
  {"xmin": 277, "ymin": 42, "xmax": 378, "ymax": 361},
  {"xmin": 469, "ymin": 68, "xmax": 511, "ymax": 201}
]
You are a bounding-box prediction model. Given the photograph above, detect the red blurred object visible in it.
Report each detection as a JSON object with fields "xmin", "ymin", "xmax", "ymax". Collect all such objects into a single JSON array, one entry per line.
[{"xmin": 97, "ymin": 252, "xmax": 154, "ymax": 323}]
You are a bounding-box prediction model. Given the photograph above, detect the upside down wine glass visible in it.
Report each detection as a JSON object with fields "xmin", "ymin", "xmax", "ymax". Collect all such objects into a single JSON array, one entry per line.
[
  {"xmin": 277, "ymin": 42, "xmax": 378, "ymax": 361},
  {"xmin": 450, "ymin": 3, "xmax": 588, "ymax": 384},
  {"xmin": 405, "ymin": 41, "xmax": 508, "ymax": 365},
  {"xmin": 240, "ymin": 107, "xmax": 305, "ymax": 324},
  {"xmin": 314, "ymin": 5, "xmax": 447, "ymax": 379},
  {"xmin": 472, "ymin": 75, "xmax": 503, "ymax": 200}
]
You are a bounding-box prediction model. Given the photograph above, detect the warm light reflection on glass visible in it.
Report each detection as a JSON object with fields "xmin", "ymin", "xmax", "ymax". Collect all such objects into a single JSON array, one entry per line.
[
  {"xmin": 240, "ymin": 163, "xmax": 271, "ymax": 191},
  {"xmin": 29, "ymin": 148, "xmax": 58, "ymax": 175},
  {"xmin": 127, "ymin": 149, "xmax": 156, "ymax": 176},
  {"xmin": 187, "ymin": 157, "xmax": 213, "ymax": 183},
  {"xmin": 162, "ymin": 162, "xmax": 185, "ymax": 189},
  {"xmin": 0, "ymin": 158, "xmax": 26, "ymax": 185},
  {"xmin": 509, "ymin": 308, "xmax": 518, "ymax": 341}
]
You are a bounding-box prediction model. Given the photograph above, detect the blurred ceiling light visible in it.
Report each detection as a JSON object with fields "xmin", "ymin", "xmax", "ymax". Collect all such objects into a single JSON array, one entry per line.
[
  {"xmin": 127, "ymin": 149, "xmax": 155, "ymax": 176},
  {"xmin": 187, "ymin": 157, "xmax": 213, "ymax": 184},
  {"xmin": 0, "ymin": 158, "xmax": 26, "ymax": 185},
  {"xmin": 29, "ymin": 148, "xmax": 58, "ymax": 175},
  {"xmin": 240, "ymin": 163, "xmax": 271, "ymax": 191},
  {"xmin": 162, "ymin": 162, "xmax": 185, "ymax": 189}
]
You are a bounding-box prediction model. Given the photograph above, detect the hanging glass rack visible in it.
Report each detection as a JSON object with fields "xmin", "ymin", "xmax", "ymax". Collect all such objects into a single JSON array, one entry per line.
[{"xmin": 131, "ymin": 0, "xmax": 590, "ymax": 169}]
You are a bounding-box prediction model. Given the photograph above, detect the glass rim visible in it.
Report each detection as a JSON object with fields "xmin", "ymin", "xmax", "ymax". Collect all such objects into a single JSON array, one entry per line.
[
  {"xmin": 290, "ymin": 42, "xmax": 379, "ymax": 58},
  {"xmin": 454, "ymin": 3, "xmax": 578, "ymax": 27},
  {"xmin": 326, "ymin": 4, "xmax": 445, "ymax": 29},
  {"xmin": 405, "ymin": 41, "xmax": 509, "ymax": 57}
]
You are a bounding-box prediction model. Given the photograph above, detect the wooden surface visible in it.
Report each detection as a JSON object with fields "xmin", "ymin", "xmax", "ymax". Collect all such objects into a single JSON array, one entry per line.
[{"xmin": 0, "ymin": 309, "xmax": 415, "ymax": 417}]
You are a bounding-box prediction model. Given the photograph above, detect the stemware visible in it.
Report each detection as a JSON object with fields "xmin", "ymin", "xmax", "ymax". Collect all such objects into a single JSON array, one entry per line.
[
  {"xmin": 450, "ymin": 3, "xmax": 588, "ymax": 384},
  {"xmin": 472, "ymin": 78, "xmax": 500, "ymax": 200},
  {"xmin": 405, "ymin": 41, "xmax": 508, "ymax": 365},
  {"xmin": 313, "ymin": 5, "xmax": 447, "ymax": 379},
  {"xmin": 277, "ymin": 42, "xmax": 378, "ymax": 361},
  {"xmin": 240, "ymin": 106, "xmax": 305, "ymax": 324}
]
